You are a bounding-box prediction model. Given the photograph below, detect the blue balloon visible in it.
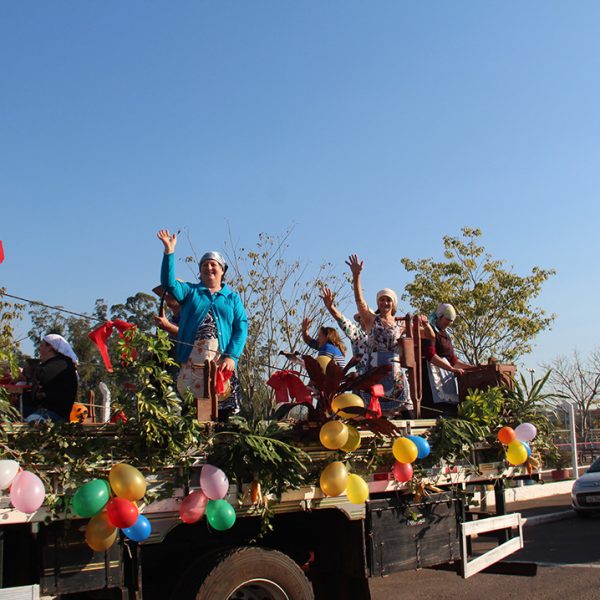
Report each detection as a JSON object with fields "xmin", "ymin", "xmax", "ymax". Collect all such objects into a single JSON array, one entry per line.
[
  {"xmin": 122, "ymin": 514, "xmax": 152, "ymax": 543},
  {"xmin": 521, "ymin": 441, "xmax": 532, "ymax": 458},
  {"xmin": 406, "ymin": 435, "xmax": 431, "ymax": 459}
]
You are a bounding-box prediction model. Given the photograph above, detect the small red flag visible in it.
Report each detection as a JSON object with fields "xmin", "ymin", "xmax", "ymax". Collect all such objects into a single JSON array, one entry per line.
[{"xmin": 0, "ymin": 240, "xmax": 4, "ymax": 264}]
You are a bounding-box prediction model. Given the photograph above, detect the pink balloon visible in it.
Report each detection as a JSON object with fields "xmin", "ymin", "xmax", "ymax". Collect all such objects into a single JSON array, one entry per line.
[
  {"xmin": 392, "ymin": 461, "xmax": 413, "ymax": 483},
  {"xmin": 10, "ymin": 471, "xmax": 46, "ymax": 513},
  {"xmin": 200, "ymin": 464, "xmax": 229, "ymax": 500},
  {"xmin": 179, "ymin": 490, "xmax": 209, "ymax": 524}
]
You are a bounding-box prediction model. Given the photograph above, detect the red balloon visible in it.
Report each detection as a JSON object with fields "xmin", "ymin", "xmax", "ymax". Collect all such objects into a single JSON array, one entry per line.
[
  {"xmin": 393, "ymin": 461, "xmax": 413, "ymax": 482},
  {"xmin": 497, "ymin": 426, "xmax": 516, "ymax": 445},
  {"xmin": 179, "ymin": 490, "xmax": 209, "ymax": 524},
  {"xmin": 106, "ymin": 497, "xmax": 138, "ymax": 529}
]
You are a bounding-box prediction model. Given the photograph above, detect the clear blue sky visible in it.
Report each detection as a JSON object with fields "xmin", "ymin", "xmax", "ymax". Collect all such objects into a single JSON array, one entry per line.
[{"xmin": 1, "ymin": 1, "xmax": 599, "ymax": 374}]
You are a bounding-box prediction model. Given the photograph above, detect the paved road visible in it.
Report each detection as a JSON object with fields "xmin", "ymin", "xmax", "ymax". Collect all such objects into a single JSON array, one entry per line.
[{"xmin": 369, "ymin": 499, "xmax": 600, "ymax": 599}]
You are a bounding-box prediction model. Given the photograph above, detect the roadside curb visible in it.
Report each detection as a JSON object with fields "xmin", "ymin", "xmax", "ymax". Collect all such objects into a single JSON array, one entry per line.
[{"xmin": 522, "ymin": 509, "xmax": 576, "ymax": 527}]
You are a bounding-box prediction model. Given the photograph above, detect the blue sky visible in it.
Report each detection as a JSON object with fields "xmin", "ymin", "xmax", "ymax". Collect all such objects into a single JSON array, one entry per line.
[{"xmin": 1, "ymin": 1, "xmax": 599, "ymax": 373}]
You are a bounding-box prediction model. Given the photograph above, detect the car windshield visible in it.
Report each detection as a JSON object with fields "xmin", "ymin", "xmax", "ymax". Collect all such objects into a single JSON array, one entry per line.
[{"xmin": 588, "ymin": 457, "xmax": 600, "ymax": 473}]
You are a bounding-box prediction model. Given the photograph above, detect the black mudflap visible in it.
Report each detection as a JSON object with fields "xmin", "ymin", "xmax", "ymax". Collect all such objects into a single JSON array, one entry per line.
[
  {"xmin": 39, "ymin": 521, "xmax": 125, "ymax": 596},
  {"xmin": 367, "ymin": 492, "xmax": 461, "ymax": 576}
]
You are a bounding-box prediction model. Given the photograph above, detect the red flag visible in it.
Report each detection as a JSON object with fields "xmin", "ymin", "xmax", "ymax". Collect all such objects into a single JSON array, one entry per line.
[
  {"xmin": 88, "ymin": 320, "xmax": 137, "ymax": 372},
  {"xmin": 368, "ymin": 384, "xmax": 384, "ymax": 419},
  {"xmin": 0, "ymin": 240, "xmax": 4, "ymax": 264}
]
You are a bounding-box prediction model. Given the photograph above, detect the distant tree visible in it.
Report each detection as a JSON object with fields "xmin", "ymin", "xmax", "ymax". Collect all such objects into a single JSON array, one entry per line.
[
  {"xmin": 542, "ymin": 349, "xmax": 600, "ymax": 440},
  {"xmin": 401, "ymin": 227, "xmax": 555, "ymax": 364},
  {"xmin": 110, "ymin": 292, "xmax": 158, "ymax": 333},
  {"xmin": 220, "ymin": 228, "xmax": 349, "ymax": 415}
]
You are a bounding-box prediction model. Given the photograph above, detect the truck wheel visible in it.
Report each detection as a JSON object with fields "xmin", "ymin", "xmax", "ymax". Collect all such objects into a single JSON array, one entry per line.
[{"xmin": 193, "ymin": 546, "xmax": 314, "ymax": 600}]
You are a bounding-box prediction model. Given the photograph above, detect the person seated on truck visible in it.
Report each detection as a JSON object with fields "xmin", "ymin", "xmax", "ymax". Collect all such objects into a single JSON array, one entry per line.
[
  {"xmin": 346, "ymin": 254, "xmax": 413, "ymax": 419},
  {"xmin": 420, "ymin": 303, "xmax": 472, "ymax": 418},
  {"xmin": 319, "ymin": 287, "xmax": 370, "ymax": 376},
  {"xmin": 157, "ymin": 229, "xmax": 248, "ymax": 420},
  {"xmin": 25, "ymin": 334, "xmax": 78, "ymax": 423},
  {"xmin": 301, "ymin": 317, "xmax": 346, "ymax": 367}
]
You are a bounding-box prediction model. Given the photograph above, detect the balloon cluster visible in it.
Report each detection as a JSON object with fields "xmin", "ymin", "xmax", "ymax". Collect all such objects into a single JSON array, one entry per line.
[
  {"xmin": 178, "ymin": 464, "xmax": 236, "ymax": 532},
  {"xmin": 73, "ymin": 463, "xmax": 150, "ymax": 552},
  {"xmin": 497, "ymin": 423, "xmax": 536, "ymax": 466},
  {"xmin": 319, "ymin": 461, "xmax": 369, "ymax": 504},
  {"xmin": 391, "ymin": 435, "xmax": 431, "ymax": 483},
  {"xmin": 0, "ymin": 460, "xmax": 46, "ymax": 514}
]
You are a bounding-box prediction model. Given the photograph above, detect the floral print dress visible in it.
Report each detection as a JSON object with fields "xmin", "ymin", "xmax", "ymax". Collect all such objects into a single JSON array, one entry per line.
[{"xmin": 367, "ymin": 316, "xmax": 413, "ymax": 415}]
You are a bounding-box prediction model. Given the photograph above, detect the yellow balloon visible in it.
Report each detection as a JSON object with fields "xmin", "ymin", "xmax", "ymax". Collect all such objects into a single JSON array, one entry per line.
[
  {"xmin": 346, "ymin": 473, "xmax": 369, "ymax": 504},
  {"xmin": 392, "ymin": 437, "xmax": 418, "ymax": 464},
  {"xmin": 85, "ymin": 511, "xmax": 117, "ymax": 552},
  {"xmin": 341, "ymin": 425, "xmax": 361, "ymax": 453},
  {"xmin": 319, "ymin": 421, "xmax": 349, "ymax": 450},
  {"xmin": 506, "ymin": 441, "xmax": 528, "ymax": 466},
  {"xmin": 331, "ymin": 393, "xmax": 364, "ymax": 419},
  {"xmin": 316, "ymin": 356, "xmax": 331, "ymax": 372},
  {"xmin": 109, "ymin": 463, "xmax": 147, "ymax": 501},
  {"xmin": 320, "ymin": 461, "xmax": 348, "ymax": 497}
]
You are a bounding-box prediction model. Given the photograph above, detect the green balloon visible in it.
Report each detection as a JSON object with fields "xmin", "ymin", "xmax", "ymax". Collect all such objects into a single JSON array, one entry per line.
[
  {"xmin": 72, "ymin": 479, "xmax": 111, "ymax": 518},
  {"xmin": 206, "ymin": 499, "xmax": 236, "ymax": 531}
]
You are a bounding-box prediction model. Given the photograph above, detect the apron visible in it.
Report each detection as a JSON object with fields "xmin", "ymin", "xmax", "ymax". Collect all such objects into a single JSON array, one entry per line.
[{"xmin": 426, "ymin": 357, "xmax": 459, "ymax": 405}]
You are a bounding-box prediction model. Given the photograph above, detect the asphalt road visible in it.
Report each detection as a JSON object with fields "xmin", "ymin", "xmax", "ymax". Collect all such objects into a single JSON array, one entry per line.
[{"xmin": 369, "ymin": 513, "xmax": 600, "ymax": 599}]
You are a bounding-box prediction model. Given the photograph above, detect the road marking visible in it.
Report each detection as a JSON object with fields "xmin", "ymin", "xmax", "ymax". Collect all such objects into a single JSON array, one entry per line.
[{"xmin": 514, "ymin": 561, "xmax": 600, "ymax": 569}]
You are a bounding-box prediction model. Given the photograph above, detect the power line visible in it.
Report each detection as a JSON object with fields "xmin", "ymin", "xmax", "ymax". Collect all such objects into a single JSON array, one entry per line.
[{"xmin": 1, "ymin": 291, "xmax": 104, "ymax": 323}]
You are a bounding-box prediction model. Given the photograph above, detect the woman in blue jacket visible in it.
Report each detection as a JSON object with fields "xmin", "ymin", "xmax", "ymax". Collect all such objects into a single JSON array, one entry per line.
[{"xmin": 157, "ymin": 229, "xmax": 248, "ymax": 416}]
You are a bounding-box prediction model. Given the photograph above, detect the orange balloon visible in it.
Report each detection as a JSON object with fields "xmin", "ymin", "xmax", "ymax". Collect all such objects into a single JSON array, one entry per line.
[
  {"xmin": 319, "ymin": 461, "xmax": 348, "ymax": 497},
  {"xmin": 109, "ymin": 463, "xmax": 147, "ymax": 501},
  {"xmin": 497, "ymin": 426, "xmax": 516, "ymax": 445},
  {"xmin": 319, "ymin": 421, "xmax": 349, "ymax": 450},
  {"xmin": 85, "ymin": 511, "xmax": 117, "ymax": 552},
  {"xmin": 331, "ymin": 393, "xmax": 364, "ymax": 419}
]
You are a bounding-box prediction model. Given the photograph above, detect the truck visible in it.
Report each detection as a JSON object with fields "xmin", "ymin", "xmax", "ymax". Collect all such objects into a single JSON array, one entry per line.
[{"xmin": 0, "ymin": 319, "xmax": 533, "ymax": 600}]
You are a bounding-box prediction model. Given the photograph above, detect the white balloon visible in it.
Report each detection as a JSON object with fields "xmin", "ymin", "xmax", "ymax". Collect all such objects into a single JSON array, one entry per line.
[
  {"xmin": 514, "ymin": 423, "xmax": 537, "ymax": 443},
  {"xmin": 0, "ymin": 460, "xmax": 20, "ymax": 490}
]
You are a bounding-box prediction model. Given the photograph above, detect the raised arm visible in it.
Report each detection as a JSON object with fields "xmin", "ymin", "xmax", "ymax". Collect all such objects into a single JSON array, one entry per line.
[
  {"xmin": 158, "ymin": 229, "xmax": 190, "ymax": 303},
  {"xmin": 345, "ymin": 254, "xmax": 375, "ymax": 331},
  {"xmin": 320, "ymin": 288, "xmax": 342, "ymax": 321},
  {"xmin": 301, "ymin": 317, "xmax": 318, "ymax": 350}
]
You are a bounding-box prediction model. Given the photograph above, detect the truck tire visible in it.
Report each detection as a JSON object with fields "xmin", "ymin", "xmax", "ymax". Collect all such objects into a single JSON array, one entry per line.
[{"xmin": 193, "ymin": 546, "xmax": 314, "ymax": 600}]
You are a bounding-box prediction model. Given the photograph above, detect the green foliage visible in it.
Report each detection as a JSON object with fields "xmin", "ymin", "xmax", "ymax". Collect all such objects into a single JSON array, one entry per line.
[
  {"xmin": 401, "ymin": 227, "xmax": 555, "ymax": 364},
  {"xmin": 0, "ymin": 328, "xmax": 204, "ymax": 516},
  {"xmin": 426, "ymin": 372, "xmax": 559, "ymax": 467},
  {"xmin": 458, "ymin": 387, "xmax": 504, "ymax": 427},
  {"xmin": 0, "ymin": 291, "xmax": 24, "ymax": 425},
  {"xmin": 206, "ymin": 413, "xmax": 311, "ymax": 536}
]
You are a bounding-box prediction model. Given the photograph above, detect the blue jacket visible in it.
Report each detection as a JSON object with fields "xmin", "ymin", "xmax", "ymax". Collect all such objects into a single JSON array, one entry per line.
[{"xmin": 161, "ymin": 253, "xmax": 248, "ymax": 365}]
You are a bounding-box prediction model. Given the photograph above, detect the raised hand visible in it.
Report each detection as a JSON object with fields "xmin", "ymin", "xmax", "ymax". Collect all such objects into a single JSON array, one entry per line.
[
  {"xmin": 301, "ymin": 317, "xmax": 312, "ymax": 333},
  {"xmin": 157, "ymin": 229, "xmax": 177, "ymax": 254},
  {"xmin": 320, "ymin": 288, "xmax": 335, "ymax": 310},
  {"xmin": 345, "ymin": 254, "xmax": 363, "ymax": 277}
]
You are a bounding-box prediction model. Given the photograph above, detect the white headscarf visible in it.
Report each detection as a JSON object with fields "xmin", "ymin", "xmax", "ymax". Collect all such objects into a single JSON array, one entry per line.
[
  {"xmin": 376, "ymin": 288, "xmax": 398, "ymax": 313},
  {"xmin": 43, "ymin": 334, "xmax": 79, "ymax": 366},
  {"xmin": 435, "ymin": 303, "xmax": 457, "ymax": 321}
]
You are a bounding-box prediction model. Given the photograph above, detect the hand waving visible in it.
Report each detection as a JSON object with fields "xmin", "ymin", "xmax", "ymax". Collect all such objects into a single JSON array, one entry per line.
[
  {"xmin": 157, "ymin": 229, "xmax": 177, "ymax": 254},
  {"xmin": 345, "ymin": 254, "xmax": 363, "ymax": 277}
]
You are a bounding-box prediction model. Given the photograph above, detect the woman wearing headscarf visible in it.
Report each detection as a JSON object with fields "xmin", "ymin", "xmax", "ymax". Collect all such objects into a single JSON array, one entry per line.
[
  {"xmin": 421, "ymin": 303, "xmax": 471, "ymax": 417},
  {"xmin": 26, "ymin": 334, "xmax": 78, "ymax": 423},
  {"xmin": 346, "ymin": 254, "xmax": 413, "ymax": 418},
  {"xmin": 157, "ymin": 229, "xmax": 248, "ymax": 418}
]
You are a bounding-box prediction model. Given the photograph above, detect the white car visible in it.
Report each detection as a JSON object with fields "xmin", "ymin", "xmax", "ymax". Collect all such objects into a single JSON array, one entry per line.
[{"xmin": 571, "ymin": 457, "xmax": 600, "ymax": 517}]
